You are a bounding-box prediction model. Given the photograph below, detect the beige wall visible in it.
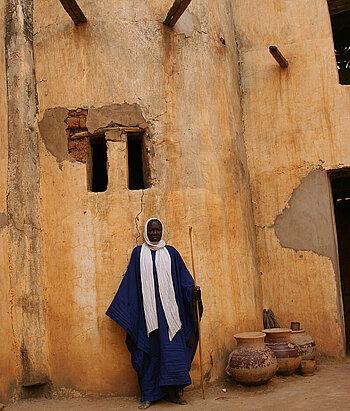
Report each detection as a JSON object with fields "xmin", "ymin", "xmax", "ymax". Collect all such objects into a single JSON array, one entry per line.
[
  {"xmin": 34, "ymin": 0, "xmax": 262, "ymax": 396},
  {"xmin": 232, "ymin": 0, "xmax": 349, "ymax": 356}
]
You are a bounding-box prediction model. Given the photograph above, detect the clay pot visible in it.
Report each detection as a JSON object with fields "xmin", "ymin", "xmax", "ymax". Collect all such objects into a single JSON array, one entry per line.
[
  {"xmin": 290, "ymin": 321, "xmax": 300, "ymax": 331},
  {"xmin": 299, "ymin": 359, "xmax": 317, "ymax": 376},
  {"xmin": 225, "ymin": 332, "xmax": 278, "ymax": 386},
  {"xmin": 263, "ymin": 328, "xmax": 302, "ymax": 376},
  {"xmin": 290, "ymin": 329, "xmax": 317, "ymax": 360}
]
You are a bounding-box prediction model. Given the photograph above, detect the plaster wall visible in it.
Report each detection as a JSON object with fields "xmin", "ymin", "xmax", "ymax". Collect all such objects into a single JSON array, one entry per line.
[
  {"xmin": 232, "ymin": 0, "xmax": 349, "ymax": 356},
  {"xmin": 33, "ymin": 0, "xmax": 261, "ymax": 397}
]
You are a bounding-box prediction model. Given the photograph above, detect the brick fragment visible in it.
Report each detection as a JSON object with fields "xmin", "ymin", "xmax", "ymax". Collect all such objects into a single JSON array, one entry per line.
[
  {"xmin": 79, "ymin": 116, "xmax": 86, "ymax": 128},
  {"xmin": 68, "ymin": 140, "xmax": 76, "ymax": 150},
  {"xmin": 65, "ymin": 116, "xmax": 80, "ymax": 128},
  {"xmin": 66, "ymin": 108, "xmax": 89, "ymax": 162}
]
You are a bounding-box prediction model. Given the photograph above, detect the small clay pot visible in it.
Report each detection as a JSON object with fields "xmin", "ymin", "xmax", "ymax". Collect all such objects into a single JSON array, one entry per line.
[
  {"xmin": 262, "ymin": 328, "xmax": 302, "ymax": 376},
  {"xmin": 226, "ymin": 332, "xmax": 278, "ymax": 386},
  {"xmin": 290, "ymin": 329, "xmax": 317, "ymax": 360},
  {"xmin": 299, "ymin": 359, "xmax": 317, "ymax": 376},
  {"xmin": 290, "ymin": 322, "xmax": 300, "ymax": 331}
]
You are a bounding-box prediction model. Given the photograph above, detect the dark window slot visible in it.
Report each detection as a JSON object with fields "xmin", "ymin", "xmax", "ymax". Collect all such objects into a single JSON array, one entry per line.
[
  {"xmin": 90, "ymin": 136, "xmax": 108, "ymax": 192},
  {"xmin": 328, "ymin": 3, "xmax": 350, "ymax": 84},
  {"xmin": 128, "ymin": 134, "xmax": 146, "ymax": 190}
]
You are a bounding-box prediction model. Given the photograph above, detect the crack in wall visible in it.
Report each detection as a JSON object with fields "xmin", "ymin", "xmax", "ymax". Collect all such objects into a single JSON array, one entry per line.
[{"xmin": 135, "ymin": 190, "xmax": 145, "ymax": 245}]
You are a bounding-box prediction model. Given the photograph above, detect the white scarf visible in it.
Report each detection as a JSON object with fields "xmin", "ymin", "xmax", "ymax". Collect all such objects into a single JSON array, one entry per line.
[{"xmin": 140, "ymin": 218, "xmax": 182, "ymax": 341}]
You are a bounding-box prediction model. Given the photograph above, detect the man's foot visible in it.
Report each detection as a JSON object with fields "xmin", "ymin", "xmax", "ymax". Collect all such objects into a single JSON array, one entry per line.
[
  {"xmin": 165, "ymin": 387, "xmax": 187, "ymax": 405},
  {"xmin": 165, "ymin": 397, "xmax": 187, "ymax": 405},
  {"xmin": 138, "ymin": 401, "xmax": 152, "ymax": 409}
]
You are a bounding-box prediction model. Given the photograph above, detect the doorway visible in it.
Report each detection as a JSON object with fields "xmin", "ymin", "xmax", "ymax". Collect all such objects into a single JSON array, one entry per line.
[{"xmin": 330, "ymin": 170, "xmax": 350, "ymax": 353}]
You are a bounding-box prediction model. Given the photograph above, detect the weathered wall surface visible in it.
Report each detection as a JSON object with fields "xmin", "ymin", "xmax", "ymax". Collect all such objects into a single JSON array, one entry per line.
[
  {"xmin": 33, "ymin": 0, "xmax": 261, "ymax": 397},
  {"xmin": 6, "ymin": 0, "xmax": 49, "ymax": 391},
  {"xmin": 1, "ymin": 0, "xmax": 50, "ymax": 403},
  {"xmin": 232, "ymin": 0, "xmax": 349, "ymax": 356},
  {"xmin": 0, "ymin": 0, "xmax": 17, "ymax": 403}
]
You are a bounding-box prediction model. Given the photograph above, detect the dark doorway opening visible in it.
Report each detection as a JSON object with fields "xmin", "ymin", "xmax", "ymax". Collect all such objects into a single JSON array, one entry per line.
[
  {"xmin": 330, "ymin": 169, "xmax": 350, "ymax": 354},
  {"xmin": 327, "ymin": 1, "xmax": 350, "ymax": 84},
  {"xmin": 127, "ymin": 133, "xmax": 146, "ymax": 190},
  {"xmin": 90, "ymin": 135, "xmax": 108, "ymax": 192}
]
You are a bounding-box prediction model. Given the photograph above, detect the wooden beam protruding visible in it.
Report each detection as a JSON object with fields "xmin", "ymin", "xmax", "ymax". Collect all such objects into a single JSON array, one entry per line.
[
  {"xmin": 59, "ymin": 0, "xmax": 87, "ymax": 25},
  {"xmin": 269, "ymin": 46, "xmax": 288, "ymax": 68},
  {"xmin": 163, "ymin": 0, "xmax": 193, "ymax": 27}
]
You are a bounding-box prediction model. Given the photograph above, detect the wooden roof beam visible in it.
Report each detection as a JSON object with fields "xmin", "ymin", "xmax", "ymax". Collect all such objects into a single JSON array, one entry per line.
[
  {"xmin": 163, "ymin": 0, "xmax": 193, "ymax": 27},
  {"xmin": 59, "ymin": 0, "xmax": 87, "ymax": 25},
  {"xmin": 269, "ymin": 46, "xmax": 288, "ymax": 68}
]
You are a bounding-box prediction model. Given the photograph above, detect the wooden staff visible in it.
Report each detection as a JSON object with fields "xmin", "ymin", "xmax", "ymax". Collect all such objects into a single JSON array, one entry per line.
[{"xmin": 189, "ymin": 226, "xmax": 205, "ymax": 400}]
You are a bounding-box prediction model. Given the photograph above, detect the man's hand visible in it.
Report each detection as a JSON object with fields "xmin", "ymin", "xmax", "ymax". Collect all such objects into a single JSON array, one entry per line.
[{"xmin": 192, "ymin": 286, "xmax": 201, "ymax": 301}]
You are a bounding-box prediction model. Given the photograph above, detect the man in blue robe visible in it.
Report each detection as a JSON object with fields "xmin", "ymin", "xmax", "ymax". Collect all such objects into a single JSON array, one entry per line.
[{"xmin": 106, "ymin": 218, "xmax": 202, "ymax": 409}]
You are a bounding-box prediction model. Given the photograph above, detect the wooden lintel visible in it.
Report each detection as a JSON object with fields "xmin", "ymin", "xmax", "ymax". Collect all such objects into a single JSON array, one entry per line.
[
  {"xmin": 269, "ymin": 46, "xmax": 288, "ymax": 68},
  {"xmin": 163, "ymin": 0, "xmax": 193, "ymax": 27},
  {"xmin": 120, "ymin": 127, "xmax": 144, "ymax": 133},
  {"xmin": 59, "ymin": 0, "xmax": 87, "ymax": 25}
]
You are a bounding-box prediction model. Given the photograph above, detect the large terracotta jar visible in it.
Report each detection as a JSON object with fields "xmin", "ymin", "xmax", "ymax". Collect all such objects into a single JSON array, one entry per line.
[
  {"xmin": 263, "ymin": 328, "xmax": 302, "ymax": 376},
  {"xmin": 290, "ymin": 329, "xmax": 316, "ymax": 360},
  {"xmin": 225, "ymin": 332, "xmax": 278, "ymax": 385}
]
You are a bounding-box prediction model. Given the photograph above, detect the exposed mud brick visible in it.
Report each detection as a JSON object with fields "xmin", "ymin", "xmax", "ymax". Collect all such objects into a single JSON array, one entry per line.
[
  {"xmin": 68, "ymin": 140, "xmax": 76, "ymax": 150},
  {"xmin": 76, "ymin": 108, "xmax": 88, "ymax": 116},
  {"xmin": 65, "ymin": 108, "xmax": 89, "ymax": 162},
  {"xmin": 79, "ymin": 116, "xmax": 86, "ymax": 128},
  {"xmin": 68, "ymin": 137, "xmax": 89, "ymax": 163},
  {"xmin": 65, "ymin": 116, "xmax": 80, "ymax": 129}
]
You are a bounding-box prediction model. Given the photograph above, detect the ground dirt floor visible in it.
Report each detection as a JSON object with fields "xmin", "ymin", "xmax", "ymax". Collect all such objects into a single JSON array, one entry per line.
[{"xmin": 6, "ymin": 358, "xmax": 350, "ymax": 410}]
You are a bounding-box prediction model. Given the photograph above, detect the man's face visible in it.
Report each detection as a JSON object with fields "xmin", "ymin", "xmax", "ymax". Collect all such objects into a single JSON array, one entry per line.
[{"xmin": 147, "ymin": 220, "xmax": 162, "ymax": 243}]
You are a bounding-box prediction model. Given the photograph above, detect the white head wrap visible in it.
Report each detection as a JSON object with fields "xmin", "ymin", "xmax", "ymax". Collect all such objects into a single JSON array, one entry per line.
[{"xmin": 140, "ymin": 218, "xmax": 182, "ymax": 341}]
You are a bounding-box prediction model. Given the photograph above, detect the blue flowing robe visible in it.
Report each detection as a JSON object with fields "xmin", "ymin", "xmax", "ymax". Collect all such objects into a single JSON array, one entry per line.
[{"xmin": 106, "ymin": 245, "xmax": 198, "ymax": 402}]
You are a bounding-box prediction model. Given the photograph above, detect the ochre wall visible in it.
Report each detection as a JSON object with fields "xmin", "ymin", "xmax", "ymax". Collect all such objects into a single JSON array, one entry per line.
[
  {"xmin": 232, "ymin": 0, "xmax": 349, "ymax": 356},
  {"xmin": 33, "ymin": 0, "xmax": 262, "ymax": 396},
  {"xmin": 3, "ymin": 0, "xmax": 348, "ymax": 403}
]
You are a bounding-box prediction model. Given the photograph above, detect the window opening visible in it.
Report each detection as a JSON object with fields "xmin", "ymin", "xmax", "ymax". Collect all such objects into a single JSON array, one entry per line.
[
  {"xmin": 330, "ymin": 169, "xmax": 350, "ymax": 353},
  {"xmin": 127, "ymin": 133, "xmax": 147, "ymax": 190},
  {"xmin": 328, "ymin": 1, "xmax": 350, "ymax": 84},
  {"xmin": 90, "ymin": 135, "xmax": 108, "ymax": 192}
]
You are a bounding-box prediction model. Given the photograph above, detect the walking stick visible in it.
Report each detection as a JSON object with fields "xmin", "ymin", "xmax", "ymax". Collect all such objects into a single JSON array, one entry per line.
[{"xmin": 189, "ymin": 226, "xmax": 205, "ymax": 400}]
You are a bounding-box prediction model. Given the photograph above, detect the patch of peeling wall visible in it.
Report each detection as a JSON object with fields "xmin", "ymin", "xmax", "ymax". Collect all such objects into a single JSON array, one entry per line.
[{"xmin": 273, "ymin": 169, "xmax": 339, "ymax": 268}]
